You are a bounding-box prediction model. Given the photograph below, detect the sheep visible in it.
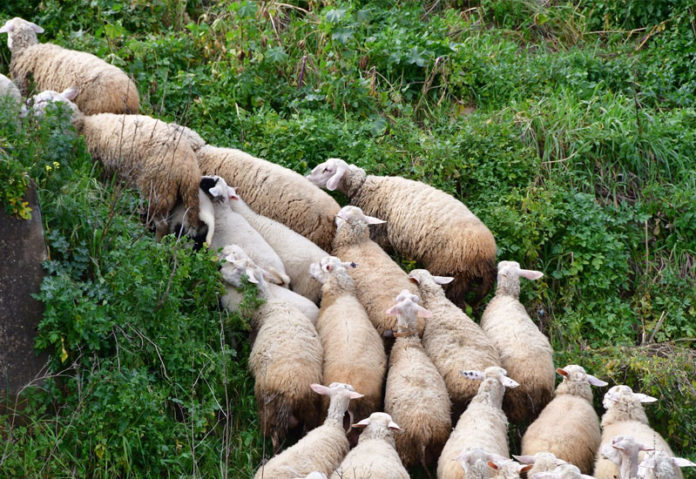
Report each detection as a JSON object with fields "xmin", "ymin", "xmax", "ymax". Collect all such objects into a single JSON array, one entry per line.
[
  {"xmin": 220, "ymin": 245, "xmax": 319, "ymax": 324},
  {"xmin": 309, "ymin": 256, "xmax": 386, "ymax": 422},
  {"xmin": 437, "ymin": 367, "xmax": 520, "ymax": 479},
  {"xmin": 383, "ymin": 292, "xmax": 451, "ymax": 468},
  {"xmin": 199, "ymin": 175, "xmax": 290, "ymax": 286},
  {"xmin": 330, "ymin": 412, "xmax": 409, "ymax": 479},
  {"xmin": 196, "ymin": 144, "xmax": 340, "ymax": 251},
  {"xmin": 1, "ymin": 17, "xmax": 139, "ymax": 114},
  {"xmin": 594, "ymin": 385, "xmax": 678, "ymax": 479},
  {"xmin": 455, "ymin": 449, "xmax": 533, "ymax": 479},
  {"xmin": 407, "ymin": 268, "xmax": 501, "ymax": 415},
  {"xmin": 599, "ymin": 435, "xmax": 653, "ymax": 479},
  {"xmin": 521, "ymin": 365, "xmax": 608, "ymax": 474},
  {"xmin": 487, "ymin": 459, "xmax": 533, "ymax": 479},
  {"xmin": 530, "ymin": 463, "xmax": 595, "ymax": 479},
  {"xmin": 0, "ymin": 73, "xmax": 20, "ymax": 102},
  {"xmin": 227, "ymin": 189, "xmax": 329, "ymax": 303},
  {"xmin": 28, "ymin": 88, "xmax": 206, "ymax": 240},
  {"xmin": 331, "ymin": 205, "xmax": 421, "ymax": 337},
  {"xmin": 253, "ymin": 382, "xmax": 363, "ymax": 479},
  {"xmin": 637, "ymin": 450, "xmax": 696, "ymax": 479},
  {"xmin": 306, "ymin": 157, "xmax": 497, "ymax": 306},
  {"xmin": 245, "ymin": 265, "xmax": 324, "ymax": 452},
  {"xmin": 479, "ymin": 260, "xmax": 554, "ymax": 424},
  {"xmin": 513, "ymin": 452, "xmax": 568, "ymax": 478}
]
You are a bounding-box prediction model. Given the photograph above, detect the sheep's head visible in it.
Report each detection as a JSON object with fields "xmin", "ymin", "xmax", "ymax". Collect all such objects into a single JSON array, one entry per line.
[
  {"xmin": 456, "ymin": 448, "xmax": 510, "ymax": 477},
  {"xmin": 0, "ymin": 17, "xmax": 43, "ymax": 52},
  {"xmin": 495, "ymin": 260, "xmax": 543, "ymax": 298},
  {"xmin": 25, "ymin": 87, "xmax": 80, "ymax": 118},
  {"xmin": 602, "ymin": 385, "xmax": 657, "ymax": 411},
  {"xmin": 306, "ymin": 158, "xmax": 350, "ymax": 191},
  {"xmin": 335, "ymin": 205, "xmax": 384, "ymax": 229},
  {"xmin": 532, "ymin": 463, "xmax": 594, "ymax": 479},
  {"xmin": 637, "ymin": 450, "xmax": 696, "ymax": 479},
  {"xmin": 513, "ymin": 452, "xmax": 567, "ymax": 473},
  {"xmin": 351, "ymin": 412, "xmax": 401, "ymax": 435},
  {"xmin": 408, "ymin": 269, "xmax": 454, "ymax": 294},
  {"xmin": 309, "ymin": 256, "xmax": 357, "ymax": 284},
  {"xmin": 461, "ymin": 366, "xmax": 520, "ymax": 389},
  {"xmin": 386, "ymin": 291, "xmax": 430, "ymax": 335},
  {"xmin": 200, "ymin": 175, "xmax": 238, "ymax": 204}
]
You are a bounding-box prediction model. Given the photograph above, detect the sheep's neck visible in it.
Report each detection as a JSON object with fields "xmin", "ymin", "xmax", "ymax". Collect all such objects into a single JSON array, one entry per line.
[
  {"xmin": 394, "ymin": 314, "xmax": 418, "ymax": 337},
  {"xmin": 601, "ymin": 403, "xmax": 649, "ymax": 427},
  {"xmin": 324, "ymin": 393, "xmax": 351, "ymax": 428},
  {"xmin": 358, "ymin": 427, "xmax": 396, "ymax": 447},
  {"xmin": 495, "ymin": 274, "xmax": 521, "ymax": 298},
  {"xmin": 414, "ymin": 282, "xmax": 444, "ymax": 304},
  {"xmin": 334, "ymin": 221, "xmax": 371, "ymax": 248},
  {"xmin": 555, "ymin": 380, "xmax": 593, "ymax": 402},
  {"xmin": 325, "ymin": 270, "xmax": 357, "ymax": 297},
  {"xmin": 618, "ymin": 451, "xmax": 640, "ymax": 479},
  {"xmin": 472, "ymin": 378, "xmax": 505, "ymax": 409},
  {"xmin": 342, "ymin": 165, "xmax": 367, "ymax": 199}
]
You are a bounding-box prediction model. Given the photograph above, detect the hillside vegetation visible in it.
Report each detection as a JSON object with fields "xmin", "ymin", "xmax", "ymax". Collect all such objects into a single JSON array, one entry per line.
[{"xmin": 1, "ymin": 0, "xmax": 695, "ymax": 476}]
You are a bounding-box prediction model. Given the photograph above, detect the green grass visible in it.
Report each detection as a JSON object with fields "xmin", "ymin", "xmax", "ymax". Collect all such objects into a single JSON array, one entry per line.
[{"xmin": 1, "ymin": 0, "xmax": 695, "ymax": 476}]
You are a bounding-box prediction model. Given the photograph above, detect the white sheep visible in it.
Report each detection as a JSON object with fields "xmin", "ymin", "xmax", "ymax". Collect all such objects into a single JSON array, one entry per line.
[
  {"xmin": 306, "ymin": 157, "xmax": 497, "ymax": 306},
  {"xmin": 637, "ymin": 450, "xmax": 696, "ymax": 479},
  {"xmin": 331, "ymin": 205, "xmax": 421, "ymax": 337},
  {"xmin": 437, "ymin": 367, "xmax": 520, "ymax": 479},
  {"xmin": 384, "ymin": 292, "xmax": 452, "ymax": 468},
  {"xmin": 196, "ymin": 145, "xmax": 340, "ymax": 251},
  {"xmin": 480, "ymin": 260, "xmax": 554, "ymax": 423},
  {"xmin": 2, "ymin": 17, "xmax": 139, "ymax": 114},
  {"xmin": 228, "ymin": 189, "xmax": 329, "ymax": 303},
  {"xmin": 0, "ymin": 73, "xmax": 20, "ymax": 102},
  {"xmin": 407, "ymin": 268, "xmax": 501, "ymax": 414},
  {"xmin": 199, "ymin": 175, "xmax": 290, "ymax": 286},
  {"xmin": 521, "ymin": 365, "xmax": 608, "ymax": 474},
  {"xmin": 253, "ymin": 382, "xmax": 363, "ymax": 479},
  {"xmin": 595, "ymin": 385, "xmax": 678, "ymax": 479},
  {"xmin": 309, "ymin": 256, "xmax": 386, "ymax": 422},
  {"xmin": 531, "ymin": 463, "xmax": 595, "ymax": 479},
  {"xmin": 29, "ymin": 88, "xmax": 207, "ymax": 240},
  {"xmin": 330, "ymin": 412, "xmax": 409, "ymax": 479},
  {"xmin": 599, "ymin": 435, "xmax": 653, "ymax": 479},
  {"xmin": 513, "ymin": 452, "xmax": 568, "ymax": 478},
  {"xmin": 219, "ymin": 245, "xmax": 319, "ymax": 324}
]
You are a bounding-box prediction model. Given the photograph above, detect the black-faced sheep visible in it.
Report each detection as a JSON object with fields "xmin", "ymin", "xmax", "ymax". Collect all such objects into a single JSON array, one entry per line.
[
  {"xmin": 2, "ymin": 17, "xmax": 139, "ymax": 114},
  {"xmin": 306, "ymin": 157, "xmax": 497, "ymax": 306}
]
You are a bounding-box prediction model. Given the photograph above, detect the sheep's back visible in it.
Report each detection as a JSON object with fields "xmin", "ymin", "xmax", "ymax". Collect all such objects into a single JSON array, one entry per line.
[
  {"xmin": 331, "ymin": 438, "xmax": 408, "ymax": 479},
  {"xmin": 480, "ymin": 295, "xmax": 554, "ymax": 423},
  {"xmin": 13, "ymin": 43, "xmax": 139, "ymax": 114},
  {"xmin": 316, "ymin": 294, "xmax": 386, "ymax": 421},
  {"xmin": 522, "ymin": 395, "xmax": 600, "ymax": 474},
  {"xmin": 196, "ymin": 145, "xmax": 340, "ymax": 250}
]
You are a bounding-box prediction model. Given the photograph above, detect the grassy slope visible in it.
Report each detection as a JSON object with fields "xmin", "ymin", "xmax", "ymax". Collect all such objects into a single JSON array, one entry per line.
[{"xmin": 1, "ymin": 0, "xmax": 694, "ymax": 476}]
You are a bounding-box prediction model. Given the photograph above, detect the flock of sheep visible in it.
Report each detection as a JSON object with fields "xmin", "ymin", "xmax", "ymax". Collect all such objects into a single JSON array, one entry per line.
[{"xmin": 2, "ymin": 15, "xmax": 694, "ymax": 479}]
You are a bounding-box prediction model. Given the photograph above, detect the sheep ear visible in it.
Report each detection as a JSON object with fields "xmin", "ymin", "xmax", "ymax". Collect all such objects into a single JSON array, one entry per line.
[
  {"xmin": 385, "ymin": 304, "xmax": 400, "ymax": 316},
  {"xmin": 326, "ymin": 160, "xmax": 347, "ymax": 191},
  {"xmin": 364, "ymin": 214, "xmax": 386, "ymax": 225},
  {"xmin": 433, "ymin": 275, "xmax": 454, "ymax": 285},
  {"xmin": 351, "ymin": 418, "xmax": 370, "ymax": 429},
  {"xmin": 414, "ymin": 303, "xmax": 432, "ymax": 318},
  {"xmin": 245, "ymin": 267, "xmax": 260, "ymax": 284},
  {"xmin": 61, "ymin": 87, "xmax": 79, "ymax": 101},
  {"xmin": 29, "ymin": 21, "xmax": 44, "ymax": 33},
  {"xmin": 460, "ymin": 370, "xmax": 485, "ymax": 381},
  {"xmin": 388, "ymin": 420, "xmax": 401, "ymax": 431},
  {"xmin": 227, "ymin": 186, "xmax": 239, "ymax": 201},
  {"xmin": 342, "ymin": 261, "xmax": 357, "ymax": 269},
  {"xmin": 520, "ymin": 465, "xmax": 533, "ymax": 473},
  {"xmin": 502, "ymin": 376, "xmax": 520, "ymax": 389},
  {"xmin": 200, "ymin": 176, "xmax": 218, "ymax": 195},
  {"xmin": 408, "ymin": 274, "xmax": 420, "ymax": 285},
  {"xmin": 310, "ymin": 384, "xmax": 331, "ymax": 396},
  {"xmin": 519, "ymin": 268, "xmax": 543, "ymax": 280},
  {"xmin": 634, "ymin": 393, "xmax": 658, "ymax": 403},
  {"xmin": 348, "ymin": 391, "xmax": 364, "ymax": 400},
  {"xmin": 486, "ymin": 461, "xmax": 500, "ymax": 471},
  {"xmin": 557, "ymin": 368, "xmax": 569, "ymax": 377},
  {"xmin": 587, "ymin": 374, "xmax": 608, "ymax": 387},
  {"xmin": 673, "ymin": 457, "xmax": 696, "ymax": 468},
  {"xmin": 512, "ymin": 455, "xmax": 536, "ymax": 465},
  {"xmin": 0, "ymin": 21, "xmax": 14, "ymax": 33}
]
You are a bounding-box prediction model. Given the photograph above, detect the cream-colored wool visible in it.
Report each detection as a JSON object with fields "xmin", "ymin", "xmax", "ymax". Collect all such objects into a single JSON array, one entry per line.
[
  {"xmin": 514, "ymin": 452, "xmax": 568, "ymax": 478},
  {"xmin": 637, "ymin": 450, "xmax": 696, "ymax": 479},
  {"xmin": 247, "ymin": 269, "xmax": 323, "ymax": 451},
  {"xmin": 532, "ymin": 463, "xmax": 595, "ymax": 479},
  {"xmin": 480, "ymin": 261, "xmax": 554, "ymax": 424},
  {"xmin": 521, "ymin": 365, "xmax": 608, "ymax": 474},
  {"xmin": 307, "ymin": 158, "xmax": 497, "ymax": 306},
  {"xmin": 595, "ymin": 386, "xmax": 677, "ymax": 479},
  {"xmin": 196, "ymin": 145, "xmax": 340, "ymax": 251},
  {"xmin": 408, "ymin": 269, "xmax": 501, "ymax": 414},
  {"xmin": 310, "ymin": 257, "xmax": 386, "ymax": 422},
  {"xmin": 384, "ymin": 294, "xmax": 451, "ymax": 468},
  {"xmin": 254, "ymin": 383, "xmax": 363, "ymax": 479},
  {"xmin": 437, "ymin": 367, "xmax": 519, "ymax": 479},
  {"xmin": 331, "ymin": 412, "xmax": 409, "ymax": 479},
  {"xmin": 0, "ymin": 73, "xmax": 20, "ymax": 101},
  {"xmin": 229, "ymin": 192, "xmax": 328, "ymax": 303},
  {"xmin": 331, "ymin": 206, "xmax": 420, "ymax": 336},
  {"xmin": 200, "ymin": 175, "xmax": 291, "ymax": 287},
  {"xmin": 2, "ymin": 17, "xmax": 139, "ymax": 114}
]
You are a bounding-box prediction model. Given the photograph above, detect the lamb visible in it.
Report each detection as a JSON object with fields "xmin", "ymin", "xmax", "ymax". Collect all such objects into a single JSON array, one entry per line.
[
  {"xmin": 383, "ymin": 292, "xmax": 451, "ymax": 468},
  {"xmin": 637, "ymin": 450, "xmax": 696, "ymax": 479},
  {"xmin": 253, "ymin": 382, "xmax": 363, "ymax": 479},
  {"xmin": 456, "ymin": 449, "xmax": 532, "ymax": 479},
  {"xmin": 513, "ymin": 452, "xmax": 568, "ymax": 478},
  {"xmin": 309, "ymin": 256, "xmax": 386, "ymax": 422},
  {"xmin": 330, "ymin": 412, "xmax": 409, "ymax": 479},
  {"xmin": 196, "ymin": 145, "xmax": 340, "ymax": 251},
  {"xmin": 2, "ymin": 17, "xmax": 139, "ymax": 114},
  {"xmin": 0, "ymin": 73, "xmax": 20, "ymax": 102},
  {"xmin": 331, "ymin": 205, "xmax": 421, "ymax": 337},
  {"xmin": 245, "ymin": 265, "xmax": 324, "ymax": 451},
  {"xmin": 437, "ymin": 367, "xmax": 520, "ymax": 479},
  {"xmin": 199, "ymin": 175, "xmax": 290, "ymax": 286},
  {"xmin": 595, "ymin": 385, "xmax": 678, "ymax": 479},
  {"xmin": 220, "ymin": 245, "xmax": 319, "ymax": 324},
  {"xmin": 521, "ymin": 365, "xmax": 608, "ymax": 474},
  {"xmin": 479, "ymin": 260, "xmax": 554, "ymax": 423},
  {"xmin": 306, "ymin": 157, "xmax": 497, "ymax": 306},
  {"xmin": 530, "ymin": 464, "xmax": 595, "ymax": 479},
  {"xmin": 228, "ymin": 189, "xmax": 329, "ymax": 303},
  {"xmin": 29, "ymin": 88, "xmax": 206, "ymax": 239},
  {"xmin": 407, "ymin": 268, "xmax": 501, "ymax": 415},
  {"xmin": 599, "ymin": 435, "xmax": 652, "ymax": 479}
]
